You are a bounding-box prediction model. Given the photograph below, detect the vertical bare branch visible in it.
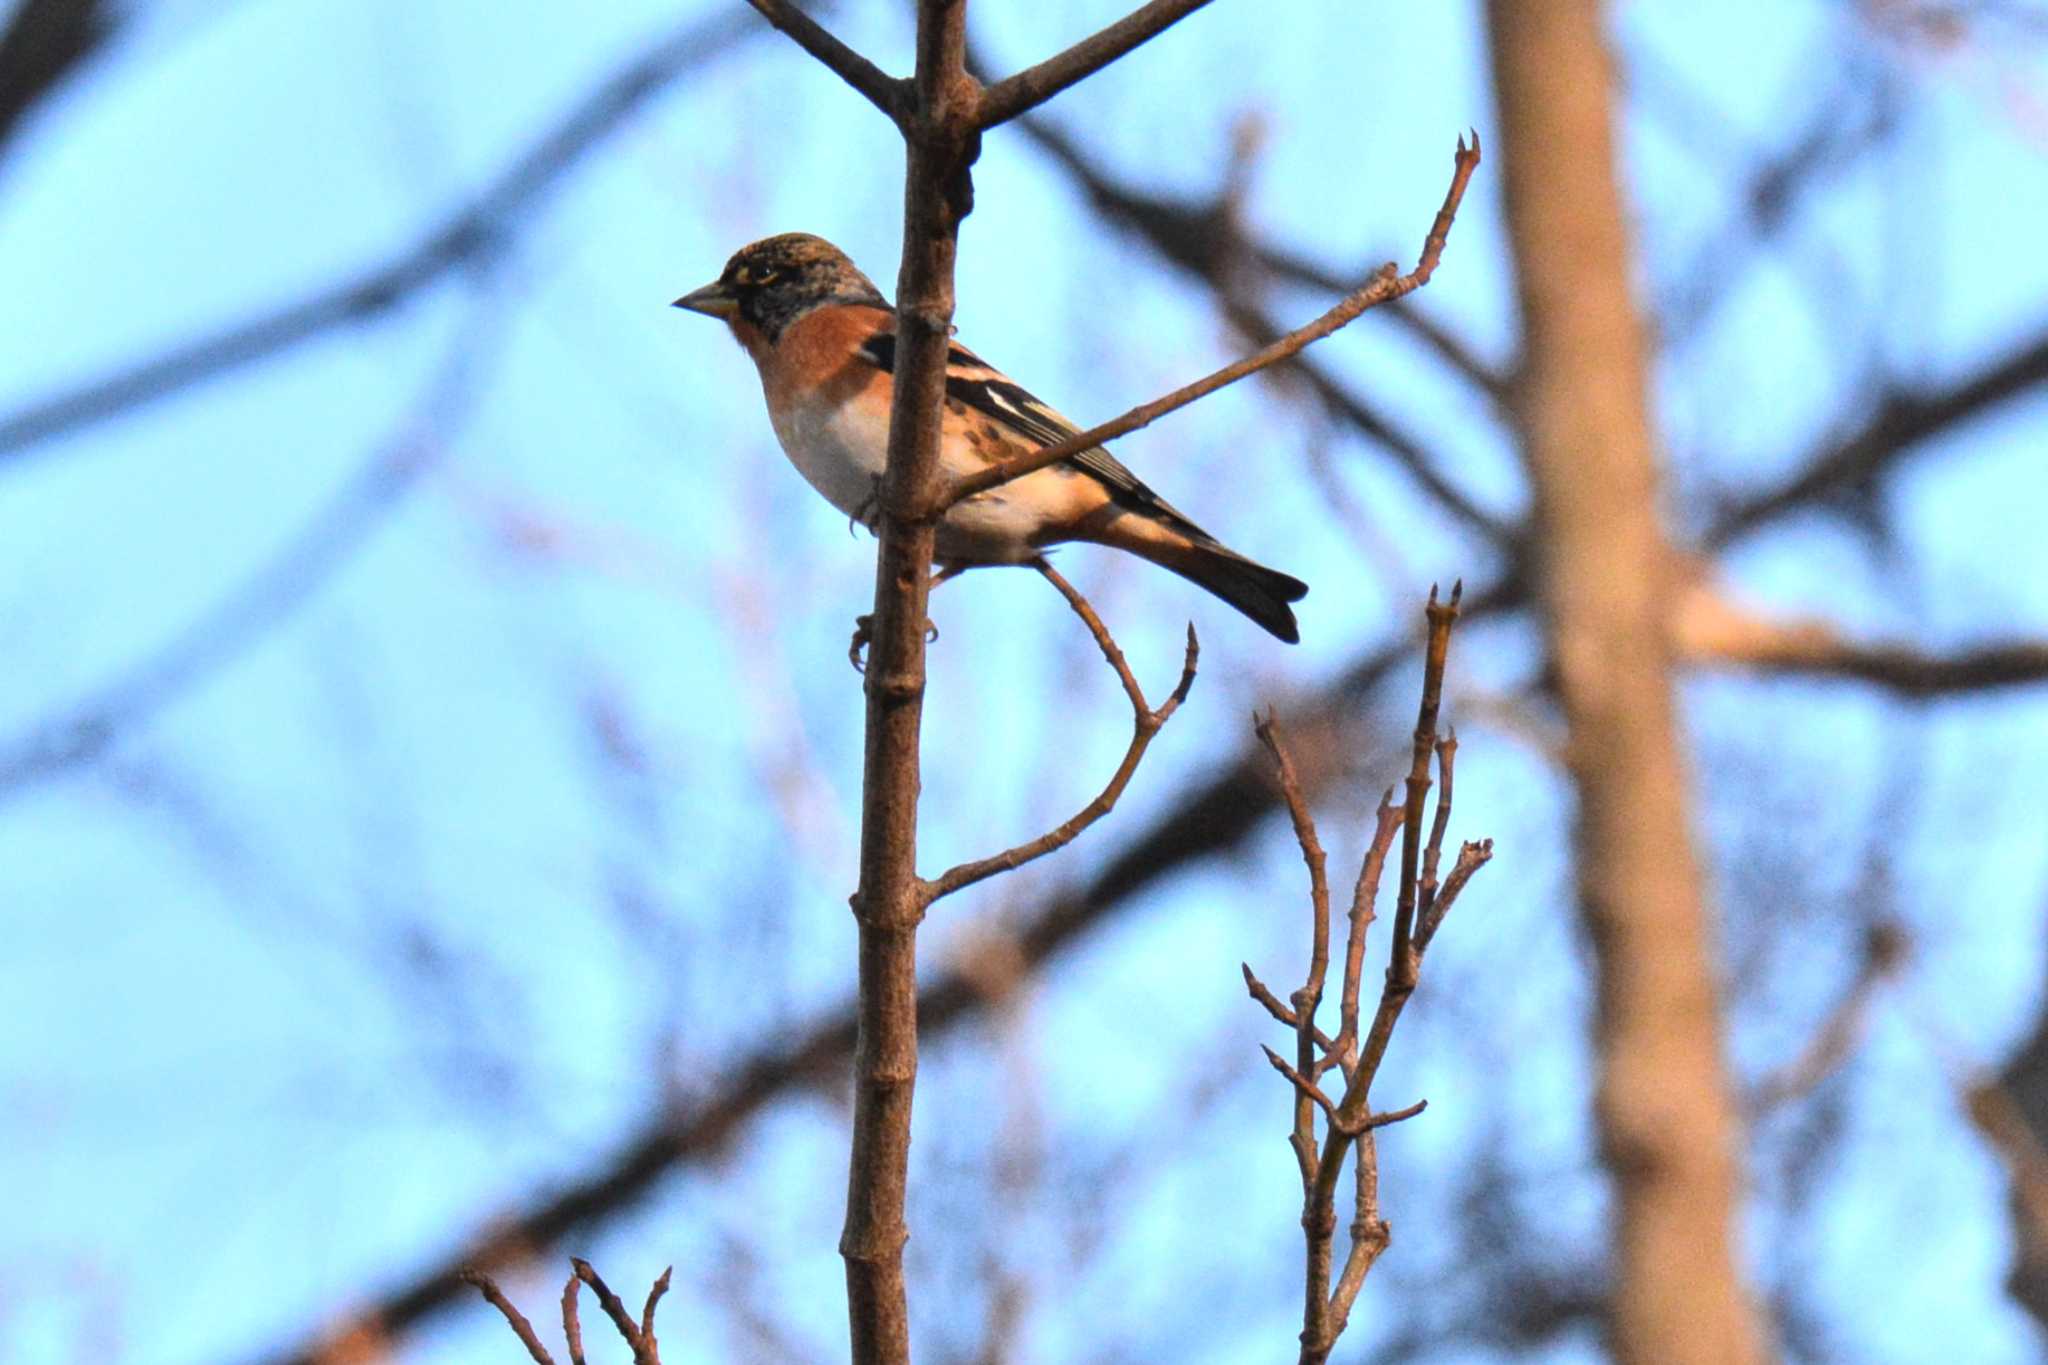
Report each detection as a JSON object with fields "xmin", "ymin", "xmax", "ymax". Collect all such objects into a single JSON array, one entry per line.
[
  {"xmin": 837, "ymin": 4, "xmax": 976, "ymax": 1361},
  {"xmin": 1255, "ymin": 711, "xmax": 1333, "ymax": 1183},
  {"xmin": 1486, "ymin": 2, "xmax": 1765, "ymax": 1360},
  {"xmin": 1252, "ymin": 589, "xmax": 1489, "ymax": 1365}
]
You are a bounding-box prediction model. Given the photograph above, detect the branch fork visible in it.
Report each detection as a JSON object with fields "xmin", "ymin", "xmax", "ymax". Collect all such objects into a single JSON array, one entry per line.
[
  {"xmin": 1244, "ymin": 585, "xmax": 1492, "ymax": 1365},
  {"xmin": 463, "ymin": 1260, "xmax": 673, "ymax": 1365}
]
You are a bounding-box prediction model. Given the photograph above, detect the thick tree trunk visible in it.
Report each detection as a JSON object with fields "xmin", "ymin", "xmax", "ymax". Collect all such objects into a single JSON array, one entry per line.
[{"xmin": 1484, "ymin": 3, "xmax": 1767, "ymax": 1361}]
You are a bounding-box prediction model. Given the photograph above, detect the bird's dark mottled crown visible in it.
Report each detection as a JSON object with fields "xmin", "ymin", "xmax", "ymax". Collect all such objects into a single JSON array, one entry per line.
[{"xmin": 717, "ymin": 234, "xmax": 888, "ymax": 339}]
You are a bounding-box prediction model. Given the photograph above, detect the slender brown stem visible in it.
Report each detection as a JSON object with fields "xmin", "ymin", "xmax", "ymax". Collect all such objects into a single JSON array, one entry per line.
[
  {"xmin": 561, "ymin": 1270, "xmax": 588, "ymax": 1365},
  {"xmin": 460, "ymin": 1272, "xmax": 558, "ymax": 1365},
  {"xmin": 1324, "ymin": 796, "xmax": 1403, "ymax": 1083},
  {"xmin": 977, "ymin": 0, "xmax": 1218, "ymax": 127},
  {"xmin": 923, "ymin": 562, "xmax": 1196, "ymax": 903},
  {"xmin": 1417, "ymin": 731, "xmax": 1457, "ymax": 925},
  {"xmin": 1295, "ymin": 587, "xmax": 1468, "ymax": 1365},
  {"xmin": 743, "ymin": 0, "xmax": 908, "ymax": 119},
  {"xmin": 572, "ymin": 1260, "xmax": 655, "ymax": 1365},
  {"xmin": 463, "ymin": 1262, "xmax": 673, "ymax": 1365},
  {"xmin": 1416, "ymin": 838, "xmax": 1493, "ymax": 953},
  {"xmin": 943, "ymin": 133, "xmax": 1480, "ymax": 507},
  {"xmin": 1256, "ymin": 711, "xmax": 1332, "ymax": 1181}
]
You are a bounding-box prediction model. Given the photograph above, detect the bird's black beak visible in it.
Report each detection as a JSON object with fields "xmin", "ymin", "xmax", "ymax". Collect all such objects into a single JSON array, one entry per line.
[{"xmin": 672, "ymin": 281, "xmax": 738, "ymax": 318}]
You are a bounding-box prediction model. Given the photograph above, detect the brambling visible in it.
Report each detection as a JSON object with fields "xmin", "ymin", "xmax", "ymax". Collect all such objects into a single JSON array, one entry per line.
[{"xmin": 673, "ymin": 233, "xmax": 1309, "ymax": 642}]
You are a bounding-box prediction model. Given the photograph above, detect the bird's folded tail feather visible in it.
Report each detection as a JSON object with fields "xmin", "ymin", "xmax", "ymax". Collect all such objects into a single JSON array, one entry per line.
[{"xmin": 1086, "ymin": 517, "xmax": 1308, "ymax": 643}]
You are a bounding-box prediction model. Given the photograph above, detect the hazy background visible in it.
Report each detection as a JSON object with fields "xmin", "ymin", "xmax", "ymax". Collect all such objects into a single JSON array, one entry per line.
[{"xmin": 4, "ymin": 1, "xmax": 2047, "ymax": 1361}]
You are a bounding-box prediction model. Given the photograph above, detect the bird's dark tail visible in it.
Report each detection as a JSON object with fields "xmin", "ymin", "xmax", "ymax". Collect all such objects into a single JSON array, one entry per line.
[{"xmin": 1097, "ymin": 520, "xmax": 1309, "ymax": 642}]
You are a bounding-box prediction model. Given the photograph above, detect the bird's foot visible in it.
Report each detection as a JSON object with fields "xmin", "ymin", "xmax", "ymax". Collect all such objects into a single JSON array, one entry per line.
[
  {"xmin": 849, "ymin": 614, "xmax": 872, "ymax": 671},
  {"xmin": 848, "ymin": 614, "xmax": 941, "ymax": 673}
]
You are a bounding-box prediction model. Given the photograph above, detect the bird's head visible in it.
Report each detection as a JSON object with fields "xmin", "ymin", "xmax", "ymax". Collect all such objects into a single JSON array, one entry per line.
[{"xmin": 672, "ymin": 233, "xmax": 887, "ymax": 342}]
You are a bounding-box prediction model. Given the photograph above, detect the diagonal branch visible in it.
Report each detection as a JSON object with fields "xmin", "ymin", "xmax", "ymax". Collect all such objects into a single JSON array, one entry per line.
[
  {"xmin": 0, "ymin": 0, "xmax": 117, "ymax": 161},
  {"xmin": 744, "ymin": 0, "xmax": 907, "ymax": 120},
  {"xmin": 1013, "ymin": 111, "xmax": 1509, "ymax": 406},
  {"xmin": 1704, "ymin": 330, "xmax": 2048, "ymax": 549},
  {"xmin": 943, "ymin": 132, "xmax": 1481, "ymax": 508},
  {"xmin": 459, "ymin": 1272, "xmax": 558, "ymax": 1365},
  {"xmin": 923, "ymin": 561, "xmax": 1197, "ymax": 904},
  {"xmin": 977, "ymin": 0, "xmax": 1218, "ymax": 127},
  {"xmin": 0, "ymin": 6, "xmax": 768, "ymax": 464},
  {"xmin": 0, "ymin": 297, "xmax": 509, "ymax": 798}
]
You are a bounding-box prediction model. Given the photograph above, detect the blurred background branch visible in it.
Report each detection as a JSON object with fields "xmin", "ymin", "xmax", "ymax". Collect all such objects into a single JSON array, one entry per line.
[{"xmin": 4, "ymin": 3, "xmax": 2048, "ymax": 1363}]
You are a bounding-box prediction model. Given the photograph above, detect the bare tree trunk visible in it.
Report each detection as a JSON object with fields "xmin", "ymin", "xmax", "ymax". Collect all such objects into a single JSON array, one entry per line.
[{"xmin": 1484, "ymin": 3, "xmax": 1766, "ymax": 1361}]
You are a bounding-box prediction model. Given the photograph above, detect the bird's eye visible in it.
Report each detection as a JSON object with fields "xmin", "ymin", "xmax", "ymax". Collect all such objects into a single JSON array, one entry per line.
[{"xmin": 755, "ymin": 268, "xmax": 782, "ymax": 287}]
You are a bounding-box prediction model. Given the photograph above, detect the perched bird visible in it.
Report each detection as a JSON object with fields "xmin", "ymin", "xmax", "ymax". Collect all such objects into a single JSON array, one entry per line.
[{"xmin": 673, "ymin": 233, "xmax": 1309, "ymax": 642}]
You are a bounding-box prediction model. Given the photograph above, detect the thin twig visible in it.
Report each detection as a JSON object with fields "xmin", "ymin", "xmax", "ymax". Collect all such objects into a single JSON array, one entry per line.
[
  {"xmin": 1242, "ymin": 962, "xmax": 1339, "ymax": 1053},
  {"xmin": 1415, "ymin": 838, "xmax": 1493, "ymax": 953},
  {"xmin": 1281, "ymin": 584, "xmax": 1471, "ymax": 1365},
  {"xmin": 1323, "ymin": 796, "xmax": 1404, "ymax": 1083},
  {"xmin": 922, "ymin": 561, "xmax": 1197, "ymax": 903},
  {"xmin": 1417, "ymin": 730, "xmax": 1458, "ymax": 926},
  {"xmin": 1256, "ymin": 710, "xmax": 1333, "ymax": 1181},
  {"xmin": 1243, "ymin": 962, "xmax": 1300, "ymax": 1027},
  {"xmin": 1354, "ymin": 583, "xmax": 1460, "ymax": 1090},
  {"xmin": 943, "ymin": 132, "xmax": 1480, "ymax": 507},
  {"xmin": 640, "ymin": 1267, "xmax": 673, "ymax": 1358},
  {"xmin": 977, "ymin": 0, "xmax": 1217, "ymax": 127},
  {"xmin": 460, "ymin": 1272, "xmax": 558, "ymax": 1365},
  {"xmin": 561, "ymin": 1270, "xmax": 589, "ymax": 1365},
  {"xmin": 744, "ymin": 0, "xmax": 907, "ymax": 119},
  {"xmin": 1262, "ymin": 1045, "xmax": 1341, "ymax": 1124},
  {"xmin": 1360, "ymin": 1098, "xmax": 1429, "ymax": 1131},
  {"xmin": 461, "ymin": 1260, "xmax": 672, "ymax": 1365},
  {"xmin": 572, "ymin": 1260, "xmax": 656, "ymax": 1365}
]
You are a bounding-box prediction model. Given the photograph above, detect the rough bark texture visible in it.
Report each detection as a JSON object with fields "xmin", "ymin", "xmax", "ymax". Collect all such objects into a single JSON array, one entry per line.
[{"xmin": 1484, "ymin": 3, "xmax": 1767, "ymax": 1361}]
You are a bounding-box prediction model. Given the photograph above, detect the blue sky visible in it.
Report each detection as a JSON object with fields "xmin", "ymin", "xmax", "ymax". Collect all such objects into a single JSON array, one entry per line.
[{"xmin": 4, "ymin": 2, "xmax": 2048, "ymax": 1362}]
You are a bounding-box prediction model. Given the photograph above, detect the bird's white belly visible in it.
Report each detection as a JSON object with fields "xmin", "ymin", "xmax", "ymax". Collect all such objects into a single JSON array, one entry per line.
[
  {"xmin": 768, "ymin": 400, "xmax": 1056, "ymax": 564},
  {"xmin": 769, "ymin": 400, "xmax": 887, "ymax": 520}
]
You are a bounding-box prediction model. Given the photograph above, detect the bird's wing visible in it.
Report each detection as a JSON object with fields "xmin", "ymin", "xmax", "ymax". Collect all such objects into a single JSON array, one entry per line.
[{"xmin": 858, "ymin": 331, "xmax": 1206, "ymax": 531}]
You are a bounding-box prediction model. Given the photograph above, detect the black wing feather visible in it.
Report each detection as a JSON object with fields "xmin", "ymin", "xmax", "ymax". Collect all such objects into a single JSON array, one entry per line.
[{"xmin": 859, "ymin": 332, "xmax": 1206, "ymax": 532}]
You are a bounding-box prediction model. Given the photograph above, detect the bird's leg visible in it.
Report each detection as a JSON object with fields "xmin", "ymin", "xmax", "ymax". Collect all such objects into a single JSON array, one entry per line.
[{"xmin": 849, "ymin": 563, "xmax": 967, "ymax": 672}]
